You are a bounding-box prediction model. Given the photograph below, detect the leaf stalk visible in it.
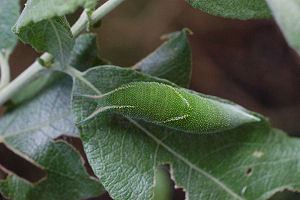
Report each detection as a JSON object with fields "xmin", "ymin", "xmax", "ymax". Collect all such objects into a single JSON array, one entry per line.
[{"xmin": 0, "ymin": 50, "xmax": 11, "ymax": 91}]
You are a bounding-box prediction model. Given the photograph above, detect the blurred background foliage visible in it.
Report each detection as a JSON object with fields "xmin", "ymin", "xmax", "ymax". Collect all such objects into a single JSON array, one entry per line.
[{"xmin": 1, "ymin": 0, "xmax": 299, "ymax": 199}]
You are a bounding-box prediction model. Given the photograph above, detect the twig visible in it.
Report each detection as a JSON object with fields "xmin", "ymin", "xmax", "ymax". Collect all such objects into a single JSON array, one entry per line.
[{"xmin": 0, "ymin": 0, "xmax": 126, "ymax": 105}]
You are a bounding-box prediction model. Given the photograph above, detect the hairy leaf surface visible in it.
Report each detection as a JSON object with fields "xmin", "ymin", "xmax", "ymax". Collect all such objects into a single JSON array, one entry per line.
[
  {"xmin": 0, "ymin": 77, "xmax": 104, "ymax": 200},
  {"xmin": 69, "ymin": 33, "xmax": 108, "ymax": 71},
  {"xmin": 14, "ymin": 0, "xmax": 97, "ymax": 30},
  {"xmin": 13, "ymin": 0, "xmax": 100, "ymax": 65},
  {"xmin": 185, "ymin": 0, "xmax": 271, "ymax": 19},
  {"xmin": 266, "ymin": 0, "xmax": 300, "ymax": 55},
  {"xmin": 72, "ymin": 65, "xmax": 300, "ymax": 200},
  {"xmin": 0, "ymin": 0, "xmax": 20, "ymax": 52},
  {"xmin": 13, "ymin": 16, "xmax": 74, "ymax": 65}
]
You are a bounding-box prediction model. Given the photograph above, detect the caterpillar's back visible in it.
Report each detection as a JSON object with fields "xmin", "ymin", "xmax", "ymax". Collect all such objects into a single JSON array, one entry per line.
[{"xmin": 76, "ymin": 82, "xmax": 260, "ymax": 134}]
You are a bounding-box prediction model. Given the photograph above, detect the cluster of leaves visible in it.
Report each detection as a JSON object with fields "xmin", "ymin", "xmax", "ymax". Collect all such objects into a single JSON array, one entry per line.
[{"xmin": 0, "ymin": 0, "xmax": 300, "ymax": 200}]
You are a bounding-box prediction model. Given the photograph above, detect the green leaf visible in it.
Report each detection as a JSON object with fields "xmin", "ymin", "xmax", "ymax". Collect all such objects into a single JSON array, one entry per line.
[
  {"xmin": 13, "ymin": 16, "xmax": 74, "ymax": 65},
  {"xmin": 69, "ymin": 33, "xmax": 108, "ymax": 71},
  {"xmin": 7, "ymin": 34, "xmax": 104, "ymax": 107},
  {"xmin": 0, "ymin": 0, "xmax": 20, "ymax": 52},
  {"xmin": 0, "ymin": 76, "xmax": 105, "ymax": 200},
  {"xmin": 14, "ymin": 0, "xmax": 97, "ymax": 29},
  {"xmin": 72, "ymin": 66, "xmax": 300, "ymax": 200},
  {"xmin": 0, "ymin": 141, "xmax": 104, "ymax": 200},
  {"xmin": 133, "ymin": 29, "xmax": 192, "ymax": 88},
  {"xmin": 265, "ymin": 0, "xmax": 300, "ymax": 55},
  {"xmin": 12, "ymin": 0, "xmax": 100, "ymax": 65},
  {"xmin": 185, "ymin": 0, "xmax": 271, "ymax": 19}
]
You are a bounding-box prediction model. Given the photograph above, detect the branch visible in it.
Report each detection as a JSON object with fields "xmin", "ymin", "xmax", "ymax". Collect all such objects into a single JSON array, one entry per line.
[
  {"xmin": 0, "ymin": 0, "xmax": 126, "ymax": 105},
  {"xmin": 0, "ymin": 50, "xmax": 11, "ymax": 90},
  {"xmin": 72, "ymin": 0, "xmax": 126, "ymax": 38}
]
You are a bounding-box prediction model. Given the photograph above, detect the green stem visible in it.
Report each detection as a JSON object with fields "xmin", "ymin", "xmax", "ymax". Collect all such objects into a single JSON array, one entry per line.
[
  {"xmin": 72, "ymin": 0, "xmax": 126, "ymax": 37},
  {"xmin": 0, "ymin": 0, "xmax": 126, "ymax": 105},
  {"xmin": 0, "ymin": 53, "xmax": 52, "ymax": 105},
  {"xmin": 0, "ymin": 50, "xmax": 11, "ymax": 90}
]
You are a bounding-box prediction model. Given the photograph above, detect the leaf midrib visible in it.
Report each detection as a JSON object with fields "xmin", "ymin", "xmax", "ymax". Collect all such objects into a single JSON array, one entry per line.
[
  {"xmin": 75, "ymin": 73, "xmax": 245, "ymax": 200},
  {"xmin": 0, "ymin": 110, "xmax": 72, "ymax": 140},
  {"xmin": 49, "ymin": 19, "xmax": 65, "ymax": 64}
]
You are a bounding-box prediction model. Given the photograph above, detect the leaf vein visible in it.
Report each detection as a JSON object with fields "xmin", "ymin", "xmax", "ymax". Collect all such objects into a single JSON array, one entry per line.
[
  {"xmin": 3, "ymin": 111, "xmax": 72, "ymax": 139},
  {"xmin": 127, "ymin": 117, "xmax": 245, "ymax": 200}
]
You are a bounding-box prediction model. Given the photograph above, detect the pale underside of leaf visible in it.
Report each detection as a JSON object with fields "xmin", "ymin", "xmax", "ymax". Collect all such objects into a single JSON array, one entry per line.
[
  {"xmin": 0, "ymin": 77, "xmax": 104, "ymax": 200},
  {"xmin": 0, "ymin": 0, "xmax": 20, "ymax": 51}
]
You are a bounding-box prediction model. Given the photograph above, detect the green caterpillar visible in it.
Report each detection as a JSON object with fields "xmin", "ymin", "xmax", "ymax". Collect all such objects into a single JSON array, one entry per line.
[{"xmin": 75, "ymin": 82, "xmax": 260, "ymax": 133}]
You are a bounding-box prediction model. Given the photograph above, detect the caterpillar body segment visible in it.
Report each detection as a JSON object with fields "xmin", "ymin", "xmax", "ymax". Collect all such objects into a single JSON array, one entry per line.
[{"xmin": 75, "ymin": 82, "xmax": 260, "ymax": 133}]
